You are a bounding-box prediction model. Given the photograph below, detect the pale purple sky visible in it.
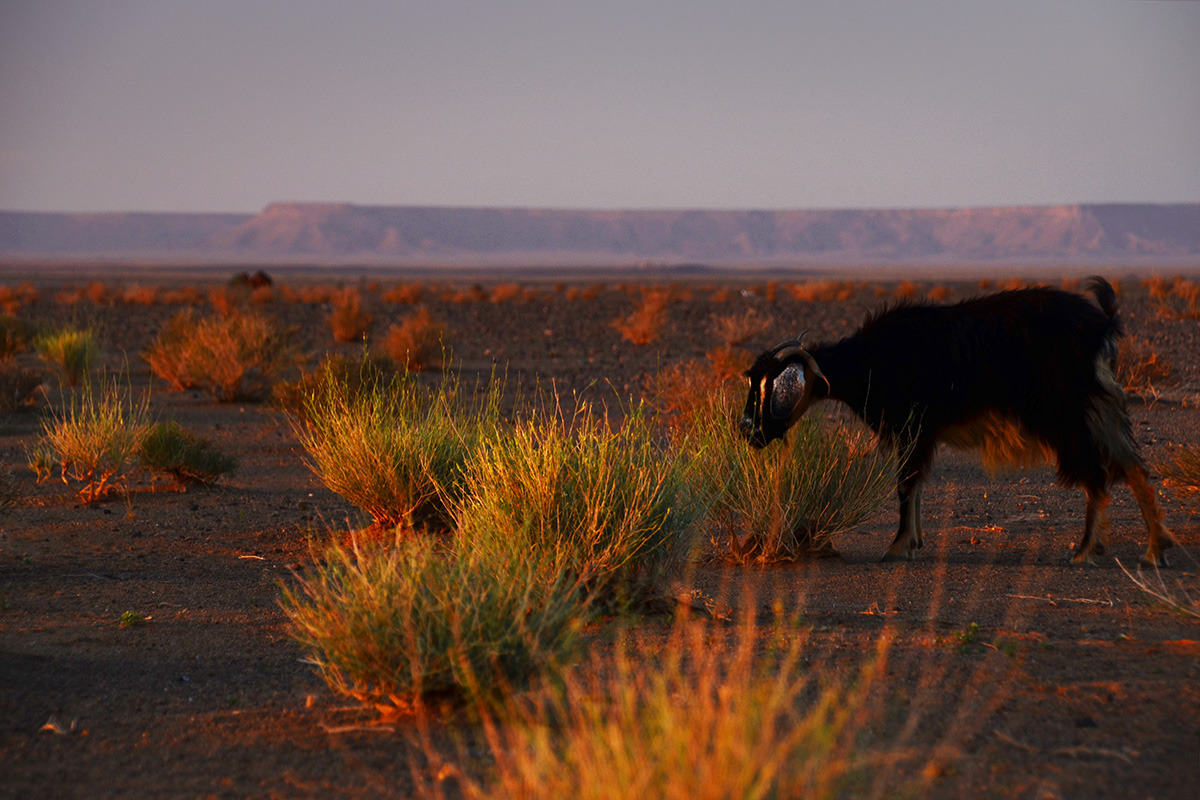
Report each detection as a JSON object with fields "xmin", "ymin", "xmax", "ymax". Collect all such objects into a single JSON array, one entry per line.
[{"xmin": 1, "ymin": 1, "xmax": 1198, "ymax": 214}]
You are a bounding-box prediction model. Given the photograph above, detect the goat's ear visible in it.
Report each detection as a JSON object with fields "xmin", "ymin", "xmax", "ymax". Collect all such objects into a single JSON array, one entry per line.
[{"xmin": 769, "ymin": 363, "xmax": 805, "ymax": 419}]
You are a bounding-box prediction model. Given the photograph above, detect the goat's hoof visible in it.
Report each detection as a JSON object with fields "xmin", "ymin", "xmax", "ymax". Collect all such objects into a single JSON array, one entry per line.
[
  {"xmin": 1066, "ymin": 551, "xmax": 1097, "ymax": 566},
  {"xmin": 1092, "ymin": 543, "xmax": 1106, "ymax": 556},
  {"xmin": 880, "ymin": 550, "xmax": 913, "ymax": 563},
  {"xmin": 1140, "ymin": 550, "xmax": 1170, "ymax": 569}
]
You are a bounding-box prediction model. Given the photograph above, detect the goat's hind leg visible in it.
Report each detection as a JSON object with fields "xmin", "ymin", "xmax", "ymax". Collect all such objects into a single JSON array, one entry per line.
[{"xmin": 1126, "ymin": 465, "xmax": 1176, "ymax": 567}]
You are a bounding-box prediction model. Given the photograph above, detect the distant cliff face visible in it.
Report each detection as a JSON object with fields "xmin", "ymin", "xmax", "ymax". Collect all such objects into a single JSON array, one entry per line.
[{"xmin": 2, "ymin": 203, "xmax": 1198, "ymax": 262}]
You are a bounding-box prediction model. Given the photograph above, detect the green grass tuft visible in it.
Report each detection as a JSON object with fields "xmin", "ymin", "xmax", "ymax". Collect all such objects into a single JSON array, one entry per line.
[
  {"xmin": 138, "ymin": 420, "xmax": 237, "ymax": 486},
  {"xmin": 35, "ymin": 327, "xmax": 97, "ymax": 387},
  {"xmin": 280, "ymin": 534, "xmax": 589, "ymax": 715},
  {"xmin": 455, "ymin": 403, "xmax": 708, "ymax": 609}
]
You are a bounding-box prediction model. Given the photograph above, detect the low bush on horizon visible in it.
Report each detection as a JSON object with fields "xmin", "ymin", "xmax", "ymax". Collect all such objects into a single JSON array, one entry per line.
[
  {"xmin": 785, "ymin": 280, "xmax": 857, "ymax": 303},
  {"xmin": 382, "ymin": 283, "xmax": 424, "ymax": 304},
  {"xmin": 144, "ymin": 309, "xmax": 299, "ymax": 402},
  {"xmin": 29, "ymin": 380, "xmax": 151, "ymax": 503},
  {"xmin": 36, "ymin": 327, "xmax": 98, "ymax": 387},
  {"xmin": 281, "ymin": 534, "xmax": 590, "ymax": 716},
  {"xmin": 328, "ymin": 288, "xmax": 373, "ymax": 343},
  {"xmin": 138, "ymin": 420, "xmax": 237, "ymax": 487}
]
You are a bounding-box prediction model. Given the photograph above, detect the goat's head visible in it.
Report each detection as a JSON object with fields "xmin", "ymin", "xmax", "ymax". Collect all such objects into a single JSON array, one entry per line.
[{"xmin": 738, "ymin": 337, "xmax": 826, "ymax": 448}]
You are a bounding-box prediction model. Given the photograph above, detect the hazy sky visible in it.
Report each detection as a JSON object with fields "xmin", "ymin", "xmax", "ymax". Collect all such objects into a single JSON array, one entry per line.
[{"xmin": 1, "ymin": 1, "xmax": 1198, "ymax": 213}]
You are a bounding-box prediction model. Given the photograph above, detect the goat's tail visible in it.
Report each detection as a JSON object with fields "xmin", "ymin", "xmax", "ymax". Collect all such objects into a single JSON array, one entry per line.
[
  {"xmin": 1086, "ymin": 276, "xmax": 1118, "ymax": 319},
  {"xmin": 1086, "ymin": 276, "xmax": 1123, "ymax": 371}
]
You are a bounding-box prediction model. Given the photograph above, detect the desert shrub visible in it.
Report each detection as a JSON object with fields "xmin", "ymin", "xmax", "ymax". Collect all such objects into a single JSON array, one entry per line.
[
  {"xmin": 161, "ymin": 285, "xmax": 204, "ymax": 305},
  {"xmin": 292, "ymin": 369, "xmax": 485, "ymax": 531},
  {"xmin": 328, "ymin": 288, "xmax": 373, "ymax": 343},
  {"xmin": 1117, "ymin": 338, "xmax": 1174, "ymax": 396},
  {"xmin": 120, "ymin": 285, "xmax": 161, "ymax": 306},
  {"xmin": 0, "ymin": 360, "xmax": 43, "ymax": 414},
  {"xmin": 442, "ymin": 284, "xmax": 488, "ymax": 304},
  {"xmin": 138, "ymin": 420, "xmax": 237, "ymax": 486},
  {"xmin": 382, "ymin": 283, "xmax": 424, "ymax": 304},
  {"xmin": 647, "ymin": 352, "xmax": 744, "ymax": 435},
  {"xmin": 0, "ymin": 314, "xmax": 29, "ymax": 359},
  {"xmin": 84, "ymin": 281, "xmax": 110, "ymax": 305},
  {"xmin": 455, "ymin": 404, "xmax": 707, "ymax": 608},
  {"xmin": 786, "ymin": 280, "xmax": 856, "ymax": 303},
  {"xmin": 711, "ymin": 308, "xmax": 772, "ymax": 348},
  {"xmin": 35, "ymin": 327, "xmax": 97, "ymax": 387},
  {"xmin": 893, "ymin": 280, "xmax": 921, "ymax": 300},
  {"xmin": 0, "ymin": 466, "xmax": 19, "ymax": 511},
  {"xmin": 281, "ymin": 535, "xmax": 589, "ymax": 715},
  {"xmin": 1146, "ymin": 276, "xmax": 1200, "ymax": 319},
  {"xmin": 1157, "ymin": 444, "xmax": 1200, "ymax": 501},
  {"xmin": 0, "ymin": 285, "xmax": 32, "ymax": 313},
  {"xmin": 208, "ymin": 284, "xmax": 247, "ymax": 318},
  {"xmin": 30, "ymin": 381, "xmax": 151, "ymax": 503},
  {"xmin": 613, "ymin": 289, "xmax": 670, "ymax": 346},
  {"xmin": 144, "ymin": 309, "xmax": 298, "ymax": 401},
  {"xmin": 380, "ymin": 306, "xmax": 445, "ymax": 371},
  {"xmin": 689, "ymin": 395, "xmax": 896, "ymax": 562},
  {"xmin": 250, "ymin": 286, "xmax": 276, "ymax": 305},
  {"xmin": 458, "ymin": 611, "xmax": 882, "ymax": 800},
  {"xmin": 489, "ymin": 283, "xmax": 523, "ymax": 303},
  {"xmin": 272, "ymin": 351, "xmax": 398, "ymax": 426},
  {"xmin": 927, "ymin": 285, "xmax": 952, "ymax": 302}
]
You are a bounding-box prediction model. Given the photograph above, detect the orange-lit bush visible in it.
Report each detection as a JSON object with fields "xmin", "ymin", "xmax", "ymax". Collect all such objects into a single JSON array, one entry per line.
[
  {"xmin": 381, "ymin": 306, "xmax": 445, "ymax": 370},
  {"xmin": 785, "ymin": 280, "xmax": 856, "ymax": 302},
  {"xmin": 144, "ymin": 309, "xmax": 298, "ymax": 401},
  {"xmin": 328, "ymin": 288, "xmax": 373, "ymax": 343},
  {"xmin": 382, "ymin": 283, "xmax": 423, "ymax": 304},
  {"xmin": 489, "ymin": 283, "xmax": 523, "ymax": 303},
  {"xmin": 613, "ymin": 289, "xmax": 670, "ymax": 346},
  {"xmin": 711, "ymin": 309, "xmax": 773, "ymax": 348}
]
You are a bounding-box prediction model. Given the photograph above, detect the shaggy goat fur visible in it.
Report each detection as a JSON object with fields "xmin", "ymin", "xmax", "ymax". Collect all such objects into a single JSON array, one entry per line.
[{"xmin": 740, "ymin": 277, "xmax": 1174, "ymax": 566}]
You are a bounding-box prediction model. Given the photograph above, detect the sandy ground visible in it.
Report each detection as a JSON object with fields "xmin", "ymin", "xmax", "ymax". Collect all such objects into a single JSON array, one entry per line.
[{"xmin": 1, "ymin": 269, "xmax": 1198, "ymax": 799}]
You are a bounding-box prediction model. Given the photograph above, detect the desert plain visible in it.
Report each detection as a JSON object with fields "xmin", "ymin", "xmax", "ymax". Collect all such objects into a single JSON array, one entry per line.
[{"xmin": 1, "ymin": 264, "xmax": 1198, "ymax": 799}]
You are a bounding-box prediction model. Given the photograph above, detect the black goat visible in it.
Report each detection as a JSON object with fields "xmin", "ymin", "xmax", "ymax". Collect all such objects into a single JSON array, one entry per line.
[{"xmin": 739, "ymin": 277, "xmax": 1174, "ymax": 566}]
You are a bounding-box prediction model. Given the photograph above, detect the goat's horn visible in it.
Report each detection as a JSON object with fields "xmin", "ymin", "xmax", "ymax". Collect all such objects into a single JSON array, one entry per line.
[
  {"xmin": 769, "ymin": 330, "xmax": 809, "ymax": 358},
  {"xmin": 772, "ymin": 337, "xmax": 830, "ymax": 394}
]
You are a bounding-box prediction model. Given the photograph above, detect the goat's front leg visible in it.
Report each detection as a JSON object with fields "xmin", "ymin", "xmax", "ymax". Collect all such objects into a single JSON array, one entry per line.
[
  {"xmin": 1071, "ymin": 488, "xmax": 1109, "ymax": 565},
  {"xmin": 882, "ymin": 479, "xmax": 922, "ymax": 562}
]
